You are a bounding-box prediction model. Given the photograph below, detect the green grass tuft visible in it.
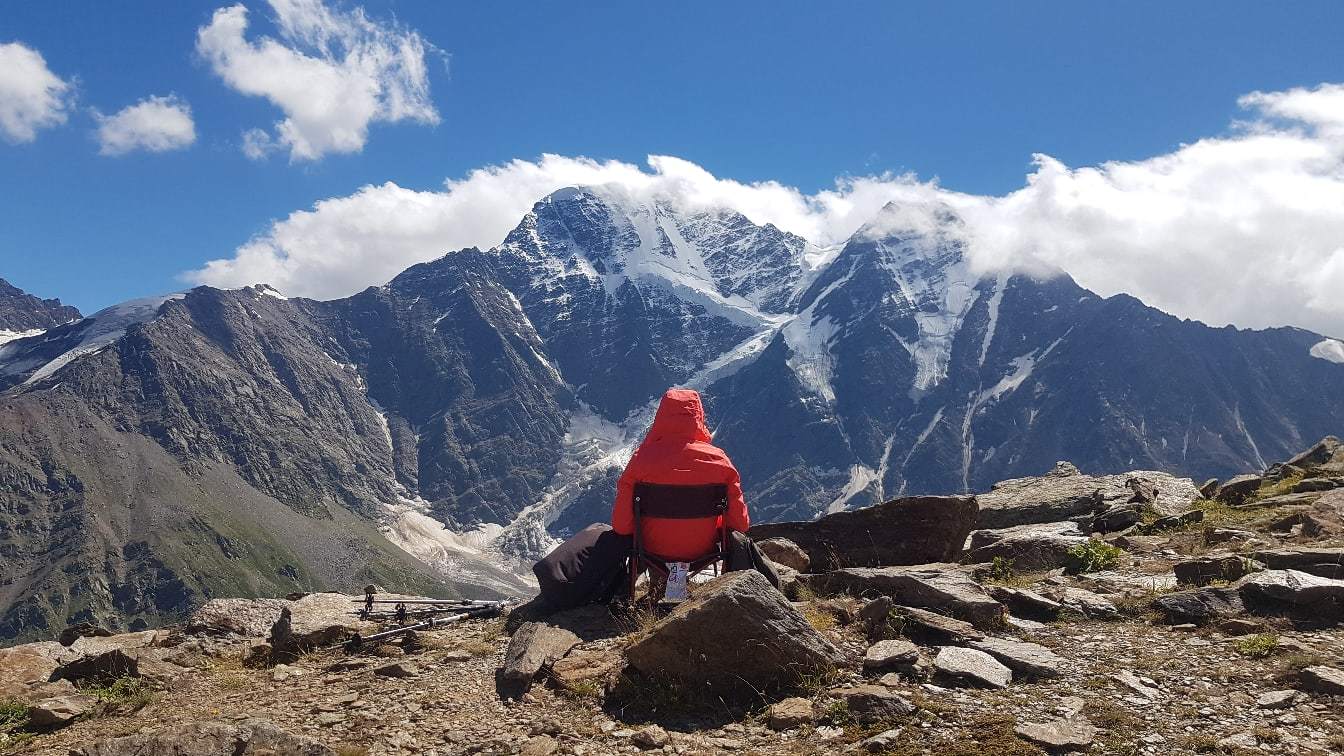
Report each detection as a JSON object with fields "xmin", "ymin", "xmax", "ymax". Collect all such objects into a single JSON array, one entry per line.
[{"xmin": 1063, "ymin": 540, "xmax": 1124, "ymax": 574}]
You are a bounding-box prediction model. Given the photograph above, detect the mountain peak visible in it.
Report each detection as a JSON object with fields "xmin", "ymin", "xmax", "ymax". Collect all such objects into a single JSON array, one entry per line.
[{"xmin": 0, "ymin": 277, "xmax": 82, "ymax": 337}]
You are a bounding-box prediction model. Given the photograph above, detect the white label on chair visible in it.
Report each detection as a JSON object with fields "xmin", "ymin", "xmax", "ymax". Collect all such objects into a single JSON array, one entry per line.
[{"xmin": 665, "ymin": 562, "xmax": 690, "ymax": 602}]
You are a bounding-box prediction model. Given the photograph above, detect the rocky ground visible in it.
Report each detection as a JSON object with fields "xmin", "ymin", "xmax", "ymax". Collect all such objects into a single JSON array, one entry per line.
[{"xmin": 3, "ymin": 438, "xmax": 1344, "ymax": 755}]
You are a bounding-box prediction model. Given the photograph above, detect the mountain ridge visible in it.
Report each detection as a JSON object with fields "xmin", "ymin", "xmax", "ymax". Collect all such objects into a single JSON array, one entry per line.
[{"xmin": 2, "ymin": 188, "xmax": 1342, "ymax": 640}]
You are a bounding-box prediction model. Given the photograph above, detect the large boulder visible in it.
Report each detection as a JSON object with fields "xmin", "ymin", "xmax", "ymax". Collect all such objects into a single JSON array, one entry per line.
[
  {"xmin": 963, "ymin": 522, "xmax": 1089, "ymax": 570},
  {"xmin": 71, "ymin": 719, "xmax": 335, "ymax": 755},
  {"xmin": 749, "ymin": 496, "xmax": 977, "ymax": 571},
  {"xmin": 623, "ymin": 571, "xmax": 845, "ymax": 695},
  {"xmin": 801, "ymin": 565, "xmax": 1004, "ymax": 629},
  {"xmin": 976, "ymin": 463, "xmax": 1199, "ymax": 530}
]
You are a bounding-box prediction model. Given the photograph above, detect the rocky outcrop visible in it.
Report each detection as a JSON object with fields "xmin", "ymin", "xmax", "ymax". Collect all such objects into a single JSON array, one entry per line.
[
  {"xmin": 1250, "ymin": 547, "xmax": 1344, "ymax": 579},
  {"xmin": 0, "ymin": 277, "xmax": 80, "ymax": 332},
  {"xmin": 623, "ymin": 571, "xmax": 844, "ymax": 695},
  {"xmin": 750, "ymin": 496, "xmax": 977, "ymax": 571},
  {"xmin": 1153, "ymin": 587, "xmax": 1246, "ymax": 625},
  {"xmin": 976, "ymin": 463, "xmax": 1199, "ymax": 530},
  {"xmin": 801, "ymin": 565, "xmax": 1004, "ymax": 628}
]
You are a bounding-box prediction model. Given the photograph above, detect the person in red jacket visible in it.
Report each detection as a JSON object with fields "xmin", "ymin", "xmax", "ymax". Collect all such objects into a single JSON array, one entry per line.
[{"xmin": 611, "ymin": 388, "xmax": 749, "ymax": 562}]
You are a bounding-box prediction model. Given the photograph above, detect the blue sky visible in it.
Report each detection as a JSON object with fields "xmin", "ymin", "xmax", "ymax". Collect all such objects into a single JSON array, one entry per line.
[{"xmin": 2, "ymin": 1, "xmax": 1343, "ymax": 334}]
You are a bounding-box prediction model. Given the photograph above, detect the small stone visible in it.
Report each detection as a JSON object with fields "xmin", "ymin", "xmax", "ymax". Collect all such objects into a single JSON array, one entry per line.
[
  {"xmin": 1113, "ymin": 669, "xmax": 1161, "ymax": 700},
  {"xmin": 373, "ymin": 661, "xmax": 419, "ymax": 678},
  {"xmin": 1219, "ymin": 619, "xmax": 1269, "ymax": 636},
  {"xmin": 756, "ymin": 538, "xmax": 810, "ymax": 572},
  {"xmin": 316, "ymin": 712, "xmax": 346, "ymax": 726},
  {"xmin": 767, "ymin": 697, "xmax": 814, "ymax": 731},
  {"xmin": 1014, "ymin": 714, "xmax": 1097, "ymax": 750},
  {"xmin": 967, "ymin": 637, "xmax": 1063, "ymax": 678},
  {"xmin": 520, "ymin": 735, "xmax": 559, "ymax": 756},
  {"xmin": 1217, "ymin": 732, "xmax": 1258, "ymax": 749},
  {"xmin": 815, "ymin": 726, "xmax": 843, "ymax": 741},
  {"xmin": 1257, "ymin": 690, "xmax": 1298, "ymax": 709},
  {"xmin": 862, "ymin": 729, "xmax": 902, "ymax": 752},
  {"xmin": 631, "ymin": 725, "xmax": 670, "ymax": 749}
]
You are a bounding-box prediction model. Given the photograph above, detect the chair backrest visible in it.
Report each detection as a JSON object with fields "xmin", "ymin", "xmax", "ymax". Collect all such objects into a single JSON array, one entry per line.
[{"xmin": 632, "ymin": 482, "xmax": 728, "ymax": 520}]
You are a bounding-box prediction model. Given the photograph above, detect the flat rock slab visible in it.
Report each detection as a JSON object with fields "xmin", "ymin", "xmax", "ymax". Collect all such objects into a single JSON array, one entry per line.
[
  {"xmin": 1042, "ymin": 586, "xmax": 1119, "ymax": 619},
  {"xmin": 967, "ymin": 637, "xmax": 1063, "ymax": 678},
  {"xmin": 984, "ymin": 586, "xmax": 1063, "ymax": 618},
  {"xmin": 802, "ymin": 565, "xmax": 1004, "ymax": 628},
  {"xmin": 1250, "ymin": 548, "xmax": 1344, "ymax": 579},
  {"xmin": 892, "ymin": 605, "xmax": 984, "ymax": 643},
  {"xmin": 933, "ymin": 646, "xmax": 1012, "ymax": 688},
  {"xmin": 1015, "ymin": 714, "xmax": 1098, "ymax": 751},
  {"xmin": 624, "ymin": 571, "xmax": 845, "ymax": 695},
  {"xmin": 1299, "ymin": 666, "xmax": 1344, "ymax": 695},
  {"xmin": 1153, "ymin": 586, "xmax": 1245, "ymax": 625},
  {"xmin": 71, "ymin": 718, "xmax": 335, "ymax": 755},
  {"xmin": 749, "ymin": 495, "xmax": 977, "ymax": 571},
  {"xmin": 863, "ymin": 639, "xmax": 920, "ymax": 672}
]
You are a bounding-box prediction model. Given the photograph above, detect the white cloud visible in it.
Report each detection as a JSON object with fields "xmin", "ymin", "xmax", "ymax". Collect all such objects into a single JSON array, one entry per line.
[
  {"xmin": 94, "ymin": 95, "xmax": 196, "ymax": 156},
  {"xmin": 187, "ymin": 82, "xmax": 1344, "ymax": 338},
  {"xmin": 0, "ymin": 42, "xmax": 73, "ymax": 143},
  {"xmin": 196, "ymin": 0, "xmax": 439, "ymax": 162}
]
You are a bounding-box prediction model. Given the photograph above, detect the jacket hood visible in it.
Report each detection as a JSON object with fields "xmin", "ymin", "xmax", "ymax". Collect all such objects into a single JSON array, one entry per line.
[{"xmin": 644, "ymin": 388, "xmax": 712, "ymax": 444}]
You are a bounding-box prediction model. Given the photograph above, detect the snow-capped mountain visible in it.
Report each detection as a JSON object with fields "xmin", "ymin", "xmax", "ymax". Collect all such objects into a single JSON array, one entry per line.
[{"xmin": 3, "ymin": 189, "xmax": 1343, "ymax": 641}]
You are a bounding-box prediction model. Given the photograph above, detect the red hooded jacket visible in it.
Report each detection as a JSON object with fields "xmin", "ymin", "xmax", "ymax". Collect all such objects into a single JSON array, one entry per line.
[{"xmin": 611, "ymin": 388, "xmax": 749, "ymax": 561}]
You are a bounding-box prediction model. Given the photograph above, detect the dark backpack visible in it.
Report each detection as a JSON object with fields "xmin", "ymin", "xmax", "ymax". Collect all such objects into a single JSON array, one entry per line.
[{"xmin": 532, "ymin": 523, "xmax": 633, "ymax": 611}]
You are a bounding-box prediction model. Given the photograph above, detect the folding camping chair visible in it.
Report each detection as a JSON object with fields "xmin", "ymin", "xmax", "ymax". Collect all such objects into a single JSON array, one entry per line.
[{"xmin": 628, "ymin": 482, "xmax": 731, "ymax": 605}]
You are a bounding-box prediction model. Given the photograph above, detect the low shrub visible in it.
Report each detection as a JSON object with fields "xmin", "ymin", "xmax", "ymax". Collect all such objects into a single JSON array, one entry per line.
[{"xmin": 1063, "ymin": 540, "xmax": 1123, "ymax": 574}]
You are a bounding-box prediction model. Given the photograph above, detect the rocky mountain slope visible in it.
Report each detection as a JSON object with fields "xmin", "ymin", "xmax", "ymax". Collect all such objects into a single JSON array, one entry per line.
[
  {"xmin": 3, "ymin": 439, "xmax": 1343, "ymax": 755},
  {"xmin": 3, "ymin": 188, "xmax": 1344, "ymax": 641},
  {"xmin": 0, "ymin": 278, "xmax": 80, "ymax": 342}
]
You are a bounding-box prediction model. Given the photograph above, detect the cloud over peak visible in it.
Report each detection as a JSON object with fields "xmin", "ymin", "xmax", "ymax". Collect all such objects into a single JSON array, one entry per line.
[
  {"xmin": 94, "ymin": 95, "xmax": 196, "ymax": 156},
  {"xmin": 196, "ymin": 0, "xmax": 440, "ymax": 162},
  {"xmin": 188, "ymin": 81, "xmax": 1344, "ymax": 339},
  {"xmin": 0, "ymin": 42, "xmax": 74, "ymax": 144}
]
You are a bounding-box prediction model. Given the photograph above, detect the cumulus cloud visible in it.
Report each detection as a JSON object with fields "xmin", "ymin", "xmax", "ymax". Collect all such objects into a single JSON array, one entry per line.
[
  {"xmin": 0, "ymin": 42, "xmax": 73, "ymax": 143},
  {"xmin": 187, "ymin": 82, "xmax": 1344, "ymax": 338},
  {"xmin": 94, "ymin": 95, "xmax": 196, "ymax": 156},
  {"xmin": 196, "ymin": 0, "xmax": 439, "ymax": 162}
]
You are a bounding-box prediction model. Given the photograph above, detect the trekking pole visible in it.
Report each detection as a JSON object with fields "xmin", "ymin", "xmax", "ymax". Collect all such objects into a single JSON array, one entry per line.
[{"xmin": 343, "ymin": 603, "xmax": 504, "ymax": 652}]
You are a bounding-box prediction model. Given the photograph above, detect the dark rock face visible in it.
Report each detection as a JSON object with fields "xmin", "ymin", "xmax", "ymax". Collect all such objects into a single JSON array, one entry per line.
[
  {"xmin": 0, "ymin": 277, "xmax": 80, "ymax": 332},
  {"xmin": 801, "ymin": 566, "xmax": 1004, "ymax": 629},
  {"xmin": 749, "ymin": 496, "xmax": 978, "ymax": 571}
]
